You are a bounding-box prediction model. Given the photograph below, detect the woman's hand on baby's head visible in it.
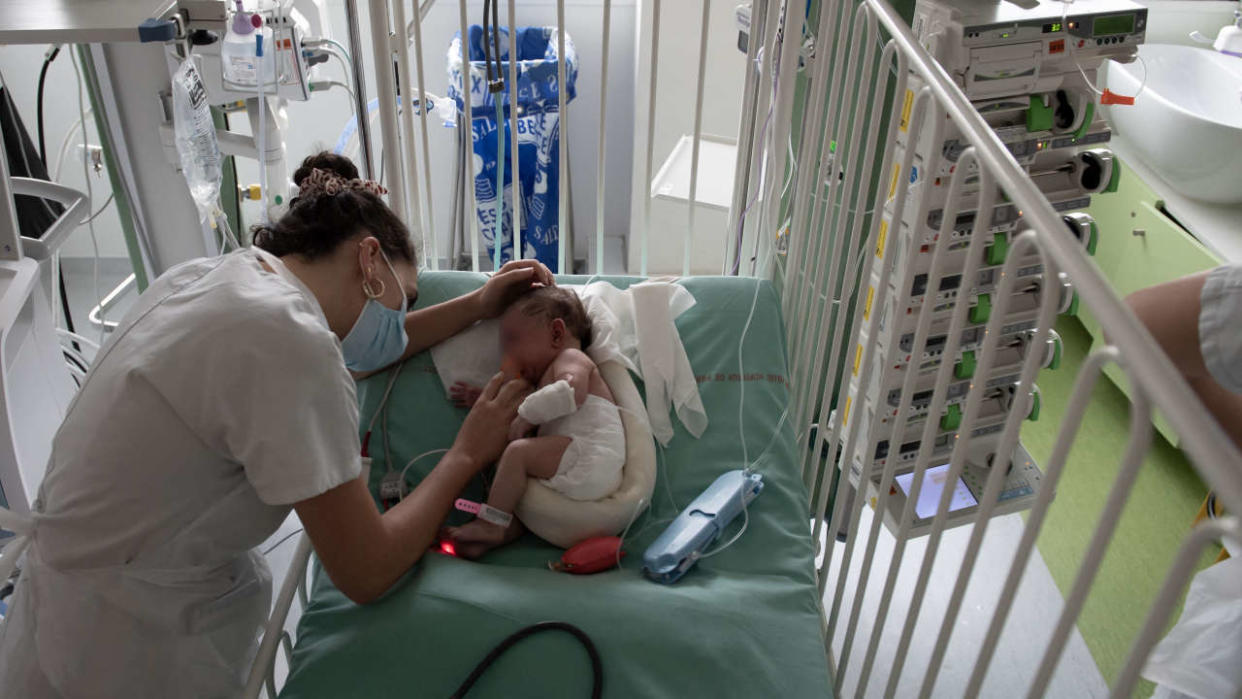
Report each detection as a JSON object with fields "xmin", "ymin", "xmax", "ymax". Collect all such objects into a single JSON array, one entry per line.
[
  {"xmin": 475, "ymin": 260, "xmax": 556, "ymax": 319},
  {"xmin": 449, "ymin": 382, "xmax": 483, "ymax": 408}
]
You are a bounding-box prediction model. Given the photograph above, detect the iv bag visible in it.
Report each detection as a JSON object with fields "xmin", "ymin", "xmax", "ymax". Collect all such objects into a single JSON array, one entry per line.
[{"xmin": 171, "ymin": 59, "xmax": 223, "ymax": 220}]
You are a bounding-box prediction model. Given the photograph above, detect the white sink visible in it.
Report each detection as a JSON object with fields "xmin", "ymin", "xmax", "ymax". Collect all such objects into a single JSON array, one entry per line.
[{"xmin": 1104, "ymin": 44, "xmax": 1242, "ymax": 204}]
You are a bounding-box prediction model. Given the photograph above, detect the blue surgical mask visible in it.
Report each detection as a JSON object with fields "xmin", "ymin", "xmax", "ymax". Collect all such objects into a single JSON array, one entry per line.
[{"xmin": 341, "ymin": 250, "xmax": 408, "ymax": 372}]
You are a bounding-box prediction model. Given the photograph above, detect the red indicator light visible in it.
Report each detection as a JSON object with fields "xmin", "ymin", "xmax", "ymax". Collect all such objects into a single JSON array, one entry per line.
[{"xmin": 439, "ymin": 541, "xmax": 458, "ymax": 556}]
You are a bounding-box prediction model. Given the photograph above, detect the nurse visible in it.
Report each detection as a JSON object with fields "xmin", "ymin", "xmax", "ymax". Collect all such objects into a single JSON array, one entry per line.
[{"xmin": 0, "ymin": 152, "xmax": 550, "ymax": 697}]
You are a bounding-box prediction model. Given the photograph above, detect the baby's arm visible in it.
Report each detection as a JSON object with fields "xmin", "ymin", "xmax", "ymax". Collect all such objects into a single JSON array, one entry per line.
[
  {"xmin": 516, "ymin": 350, "xmax": 594, "ymax": 426},
  {"xmin": 538, "ymin": 348, "xmax": 595, "ymax": 408}
]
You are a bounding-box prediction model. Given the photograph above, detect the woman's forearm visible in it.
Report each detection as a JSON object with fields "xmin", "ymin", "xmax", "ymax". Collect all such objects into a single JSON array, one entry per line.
[
  {"xmin": 295, "ymin": 450, "xmax": 480, "ymax": 604},
  {"xmin": 399, "ymin": 289, "xmax": 484, "ymax": 359}
]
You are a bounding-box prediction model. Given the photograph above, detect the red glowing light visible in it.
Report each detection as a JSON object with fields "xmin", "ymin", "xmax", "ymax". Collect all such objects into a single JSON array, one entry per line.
[{"xmin": 439, "ymin": 541, "xmax": 457, "ymax": 556}]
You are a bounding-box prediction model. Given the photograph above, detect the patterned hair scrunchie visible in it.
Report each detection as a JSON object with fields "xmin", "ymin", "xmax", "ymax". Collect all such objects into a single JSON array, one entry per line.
[{"xmin": 298, "ymin": 168, "xmax": 388, "ymax": 198}]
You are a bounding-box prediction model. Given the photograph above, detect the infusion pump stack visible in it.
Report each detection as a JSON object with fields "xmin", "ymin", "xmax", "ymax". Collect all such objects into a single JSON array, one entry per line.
[{"xmin": 841, "ymin": 0, "xmax": 1145, "ymax": 536}]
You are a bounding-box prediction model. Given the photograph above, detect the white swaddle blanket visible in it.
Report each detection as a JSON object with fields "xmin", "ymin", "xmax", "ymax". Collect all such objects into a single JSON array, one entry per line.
[{"xmin": 429, "ymin": 280, "xmax": 707, "ymax": 445}]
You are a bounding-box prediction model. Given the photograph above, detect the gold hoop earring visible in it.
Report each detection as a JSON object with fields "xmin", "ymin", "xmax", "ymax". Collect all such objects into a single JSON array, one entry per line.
[{"xmin": 362, "ymin": 277, "xmax": 386, "ymax": 299}]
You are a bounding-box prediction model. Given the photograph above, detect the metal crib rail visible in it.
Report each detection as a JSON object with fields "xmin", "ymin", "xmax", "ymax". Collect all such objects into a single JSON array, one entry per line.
[{"xmin": 782, "ymin": 0, "xmax": 1242, "ymax": 696}]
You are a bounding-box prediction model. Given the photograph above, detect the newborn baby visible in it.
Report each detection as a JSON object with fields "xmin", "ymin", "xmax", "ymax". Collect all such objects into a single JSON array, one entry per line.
[{"xmin": 447, "ymin": 287, "xmax": 625, "ymax": 558}]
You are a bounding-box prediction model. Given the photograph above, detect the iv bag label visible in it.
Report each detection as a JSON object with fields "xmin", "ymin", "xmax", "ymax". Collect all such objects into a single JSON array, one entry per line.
[
  {"xmin": 899, "ymin": 89, "xmax": 914, "ymax": 132},
  {"xmin": 875, "ymin": 219, "xmax": 889, "ymax": 259}
]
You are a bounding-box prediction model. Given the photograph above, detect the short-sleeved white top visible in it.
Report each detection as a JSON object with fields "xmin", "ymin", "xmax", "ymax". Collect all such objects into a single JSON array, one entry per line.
[{"xmin": 35, "ymin": 246, "xmax": 361, "ymax": 572}]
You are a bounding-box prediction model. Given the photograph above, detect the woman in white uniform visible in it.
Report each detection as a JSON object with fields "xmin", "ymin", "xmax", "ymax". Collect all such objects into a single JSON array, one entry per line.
[{"xmin": 0, "ymin": 152, "xmax": 549, "ymax": 697}]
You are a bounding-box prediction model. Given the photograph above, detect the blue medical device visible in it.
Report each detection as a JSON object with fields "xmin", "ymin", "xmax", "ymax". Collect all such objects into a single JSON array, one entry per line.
[{"xmin": 642, "ymin": 469, "xmax": 764, "ymax": 584}]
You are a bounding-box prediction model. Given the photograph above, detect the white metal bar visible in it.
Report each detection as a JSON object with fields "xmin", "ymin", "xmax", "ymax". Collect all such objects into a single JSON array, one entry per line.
[
  {"xmin": 964, "ymin": 347, "xmax": 1122, "ymax": 696},
  {"xmin": 917, "ymin": 232, "xmax": 1064, "ymax": 698},
  {"xmin": 344, "ymin": 0, "xmax": 375, "ymax": 180},
  {"xmin": 367, "ymin": 0, "xmax": 407, "ymax": 221},
  {"xmin": 410, "ymin": 0, "xmax": 438, "ymax": 269},
  {"xmin": 853, "ymin": 166, "xmax": 999, "ymax": 696},
  {"xmin": 724, "ymin": 0, "xmax": 766, "ymax": 275},
  {"xmin": 594, "ymin": 0, "xmax": 611, "ymax": 274},
  {"xmin": 829, "ymin": 83, "xmax": 945, "ymax": 662},
  {"xmin": 1111, "ymin": 517, "xmax": 1240, "ymax": 697},
  {"xmin": 1024, "ymin": 376, "xmax": 1153, "ymax": 697},
  {"xmin": 640, "ymin": 0, "xmax": 660, "ymax": 276},
  {"xmin": 737, "ymin": 0, "xmax": 782, "ymax": 278},
  {"xmin": 684, "ymin": 0, "xmax": 711, "ymax": 278},
  {"xmin": 556, "ymin": 0, "xmax": 568, "ymax": 275},
  {"xmin": 837, "ymin": 141, "xmax": 968, "ymax": 690},
  {"xmin": 457, "ymin": 0, "xmax": 479, "ymax": 272},
  {"xmin": 810, "ymin": 56, "xmax": 922, "ymax": 569},
  {"xmin": 391, "ymin": 0, "xmax": 424, "ymax": 252},
  {"xmin": 786, "ymin": 0, "xmax": 860, "ymax": 426},
  {"xmin": 781, "ymin": 0, "xmax": 837, "ymax": 309},
  {"xmin": 243, "ymin": 534, "xmax": 313, "ymax": 699},
  {"xmin": 508, "ymin": 0, "xmax": 521, "ymax": 261},
  {"xmin": 753, "ymin": 0, "xmax": 804, "ymax": 274}
]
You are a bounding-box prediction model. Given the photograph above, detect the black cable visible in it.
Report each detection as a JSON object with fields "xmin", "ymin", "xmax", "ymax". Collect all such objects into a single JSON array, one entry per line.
[
  {"xmin": 490, "ymin": 0, "xmax": 502, "ymax": 90},
  {"xmin": 36, "ymin": 45, "xmax": 61, "ymax": 165},
  {"xmin": 449, "ymin": 621, "xmax": 603, "ymax": 699}
]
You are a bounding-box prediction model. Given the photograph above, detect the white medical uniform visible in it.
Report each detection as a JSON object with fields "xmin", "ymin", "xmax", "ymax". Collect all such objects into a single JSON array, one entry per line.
[
  {"xmin": 1200, "ymin": 264, "xmax": 1242, "ymax": 394},
  {"xmin": 0, "ymin": 247, "xmax": 362, "ymax": 697}
]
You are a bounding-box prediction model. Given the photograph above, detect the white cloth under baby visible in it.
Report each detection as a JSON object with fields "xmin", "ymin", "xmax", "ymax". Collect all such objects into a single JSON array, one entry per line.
[{"xmin": 536, "ymin": 395, "xmax": 626, "ymax": 501}]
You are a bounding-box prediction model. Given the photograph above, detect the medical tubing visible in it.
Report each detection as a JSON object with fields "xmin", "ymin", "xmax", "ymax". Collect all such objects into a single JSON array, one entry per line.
[
  {"xmin": 37, "ymin": 46, "xmax": 61, "ymax": 164},
  {"xmin": 494, "ymin": 98, "xmax": 505, "ymax": 270},
  {"xmin": 448, "ymin": 621, "xmax": 603, "ymax": 699}
]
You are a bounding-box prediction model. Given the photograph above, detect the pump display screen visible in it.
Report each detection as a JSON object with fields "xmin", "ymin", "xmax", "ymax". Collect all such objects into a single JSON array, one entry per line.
[
  {"xmin": 895, "ymin": 463, "xmax": 978, "ymax": 520},
  {"xmin": 1093, "ymin": 14, "xmax": 1135, "ymax": 36}
]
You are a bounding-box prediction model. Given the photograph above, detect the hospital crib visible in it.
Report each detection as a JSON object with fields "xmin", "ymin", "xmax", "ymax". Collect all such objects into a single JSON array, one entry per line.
[{"xmin": 244, "ymin": 0, "xmax": 1242, "ymax": 696}]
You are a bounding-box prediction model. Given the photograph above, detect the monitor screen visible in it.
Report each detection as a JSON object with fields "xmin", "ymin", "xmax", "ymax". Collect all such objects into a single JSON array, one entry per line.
[
  {"xmin": 1093, "ymin": 14, "xmax": 1135, "ymax": 36},
  {"xmin": 895, "ymin": 463, "xmax": 978, "ymax": 520}
]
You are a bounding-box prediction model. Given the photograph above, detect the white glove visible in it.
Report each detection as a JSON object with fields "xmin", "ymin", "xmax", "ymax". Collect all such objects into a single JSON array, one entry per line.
[{"xmin": 517, "ymin": 379, "xmax": 578, "ymax": 425}]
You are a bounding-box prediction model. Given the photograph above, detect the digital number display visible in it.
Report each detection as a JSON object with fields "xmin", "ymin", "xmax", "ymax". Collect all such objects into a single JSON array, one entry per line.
[
  {"xmin": 1042, "ymin": 21, "xmax": 1063, "ymax": 33},
  {"xmin": 1093, "ymin": 14, "xmax": 1135, "ymax": 36}
]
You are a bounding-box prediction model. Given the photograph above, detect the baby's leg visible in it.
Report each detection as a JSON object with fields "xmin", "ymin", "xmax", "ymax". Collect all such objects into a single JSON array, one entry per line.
[{"xmin": 447, "ymin": 436, "xmax": 572, "ymax": 558}]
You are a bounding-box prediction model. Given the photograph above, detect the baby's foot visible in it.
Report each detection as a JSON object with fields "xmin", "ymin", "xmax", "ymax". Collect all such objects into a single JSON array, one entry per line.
[{"xmin": 445, "ymin": 518, "xmax": 519, "ymax": 559}]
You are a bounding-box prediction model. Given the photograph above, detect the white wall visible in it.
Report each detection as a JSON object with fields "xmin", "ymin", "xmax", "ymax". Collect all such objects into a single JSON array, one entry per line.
[{"xmin": 627, "ymin": 0, "xmax": 748, "ymax": 275}]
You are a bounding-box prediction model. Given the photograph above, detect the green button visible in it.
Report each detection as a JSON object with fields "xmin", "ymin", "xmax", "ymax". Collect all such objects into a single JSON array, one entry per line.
[
  {"xmin": 1027, "ymin": 95, "xmax": 1055, "ymax": 132},
  {"xmin": 941, "ymin": 403, "xmax": 963, "ymax": 431},
  {"xmin": 1048, "ymin": 337, "xmax": 1062, "ymax": 370},
  {"xmin": 1028, "ymin": 390, "xmax": 1041, "ymax": 421},
  {"xmin": 970, "ymin": 293, "xmax": 992, "ymax": 324},
  {"xmin": 986, "ymin": 232, "xmax": 1009, "ymax": 266},
  {"xmin": 955, "ymin": 350, "xmax": 977, "ymax": 379},
  {"xmin": 1086, "ymin": 221, "xmax": 1098, "ymax": 255},
  {"xmin": 1065, "ymin": 292, "xmax": 1080, "ymax": 317}
]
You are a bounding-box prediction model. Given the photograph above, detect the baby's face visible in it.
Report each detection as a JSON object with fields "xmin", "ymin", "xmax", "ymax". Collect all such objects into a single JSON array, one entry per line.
[{"xmin": 499, "ymin": 308, "xmax": 560, "ymax": 385}]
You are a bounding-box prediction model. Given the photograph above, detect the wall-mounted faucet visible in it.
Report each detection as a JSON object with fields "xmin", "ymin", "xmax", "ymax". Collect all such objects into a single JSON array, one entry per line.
[{"xmin": 1190, "ymin": 3, "xmax": 1242, "ymax": 57}]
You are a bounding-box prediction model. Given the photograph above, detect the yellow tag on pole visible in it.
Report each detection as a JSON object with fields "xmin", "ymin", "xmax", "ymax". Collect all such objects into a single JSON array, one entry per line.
[
  {"xmin": 888, "ymin": 162, "xmax": 901, "ymax": 200},
  {"xmin": 899, "ymin": 89, "xmax": 914, "ymax": 132},
  {"xmin": 875, "ymin": 219, "xmax": 889, "ymax": 259},
  {"xmin": 843, "ymin": 395, "xmax": 852, "ymax": 425},
  {"xmin": 853, "ymin": 343, "xmax": 863, "ymax": 376},
  {"xmin": 864, "ymin": 285, "xmax": 875, "ymax": 321}
]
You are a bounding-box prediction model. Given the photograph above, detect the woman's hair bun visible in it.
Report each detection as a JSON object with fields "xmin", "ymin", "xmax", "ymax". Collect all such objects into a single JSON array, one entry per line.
[{"xmin": 292, "ymin": 151, "xmax": 358, "ymax": 188}]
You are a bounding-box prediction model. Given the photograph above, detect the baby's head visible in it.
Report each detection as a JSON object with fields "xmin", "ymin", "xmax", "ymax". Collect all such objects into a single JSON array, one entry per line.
[{"xmin": 500, "ymin": 286, "xmax": 591, "ymax": 384}]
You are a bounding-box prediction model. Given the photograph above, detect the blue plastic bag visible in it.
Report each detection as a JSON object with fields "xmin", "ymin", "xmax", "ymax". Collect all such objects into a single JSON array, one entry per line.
[{"xmin": 448, "ymin": 25, "xmax": 577, "ymax": 268}]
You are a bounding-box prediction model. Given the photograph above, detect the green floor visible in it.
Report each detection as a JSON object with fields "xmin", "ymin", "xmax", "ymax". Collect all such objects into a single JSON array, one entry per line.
[{"xmin": 1020, "ymin": 316, "xmax": 1219, "ymax": 696}]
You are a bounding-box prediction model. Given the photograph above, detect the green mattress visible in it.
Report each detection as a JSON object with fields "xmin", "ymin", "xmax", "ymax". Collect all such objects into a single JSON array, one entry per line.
[{"xmin": 280, "ymin": 273, "xmax": 832, "ymax": 698}]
